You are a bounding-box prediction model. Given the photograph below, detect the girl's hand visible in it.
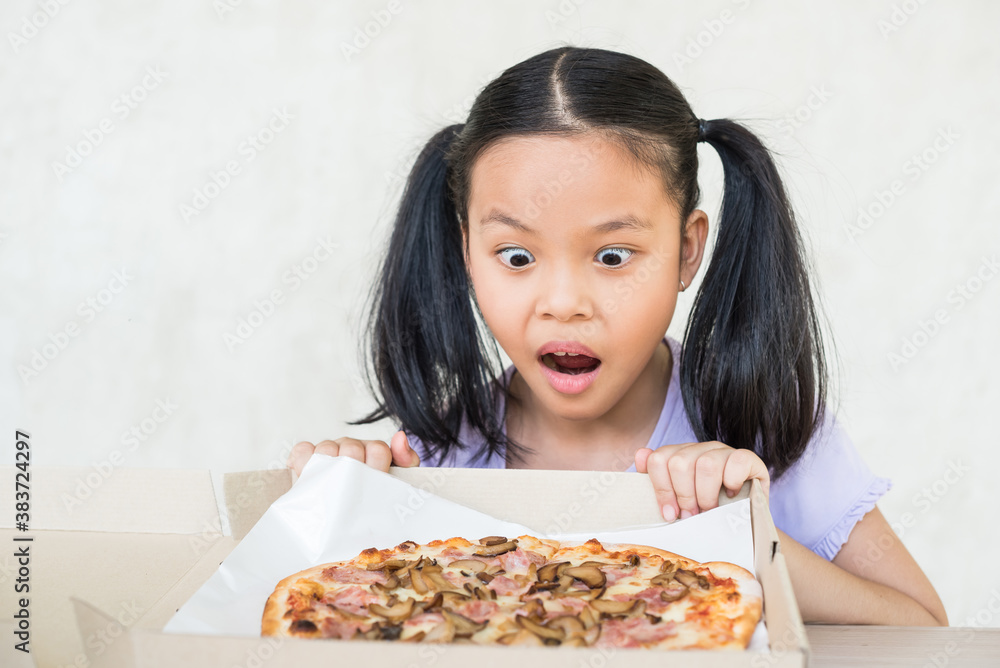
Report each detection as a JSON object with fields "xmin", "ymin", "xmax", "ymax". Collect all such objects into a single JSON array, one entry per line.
[
  {"xmin": 634, "ymin": 442, "xmax": 770, "ymax": 522},
  {"xmin": 286, "ymin": 430, "xmax": 420, "ymax": 478}
]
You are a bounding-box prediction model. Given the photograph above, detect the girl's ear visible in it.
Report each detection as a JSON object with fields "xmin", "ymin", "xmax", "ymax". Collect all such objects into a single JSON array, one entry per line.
[{"xmin": 680, "ymin": 209, "xmax": 709, "ymax": 290}]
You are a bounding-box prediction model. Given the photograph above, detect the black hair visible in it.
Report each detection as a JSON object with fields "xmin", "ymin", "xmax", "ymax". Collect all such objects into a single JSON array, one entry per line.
[{"xmin": 352, "ymin": 46, "xmax": 827, "ymax": 478}]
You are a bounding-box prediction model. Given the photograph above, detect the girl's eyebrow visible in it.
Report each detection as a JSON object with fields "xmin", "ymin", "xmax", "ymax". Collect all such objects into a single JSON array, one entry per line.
[{"xmin": 479, "ymin": 208, "xmax": 652, "ymax": 234}]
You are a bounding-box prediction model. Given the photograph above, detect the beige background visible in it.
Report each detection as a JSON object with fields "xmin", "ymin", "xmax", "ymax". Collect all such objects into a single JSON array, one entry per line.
[{"xmin": 2, "ymin": 0, "xmax": 998, "ymax": 629}]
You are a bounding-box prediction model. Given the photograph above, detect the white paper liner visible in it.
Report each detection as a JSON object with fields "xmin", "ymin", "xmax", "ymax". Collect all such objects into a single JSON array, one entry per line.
[{"xmin": 165, "ymin": 455, "xmax": 768, "ymax": 650}]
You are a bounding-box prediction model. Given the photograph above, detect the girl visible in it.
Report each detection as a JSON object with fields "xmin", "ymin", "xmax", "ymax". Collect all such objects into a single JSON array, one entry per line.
[{"xmin": 288, "ymin": 46, "xmax": 947, "ymax": 626}]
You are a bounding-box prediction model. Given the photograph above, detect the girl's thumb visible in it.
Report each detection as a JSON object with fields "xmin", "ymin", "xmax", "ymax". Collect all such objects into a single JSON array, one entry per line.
[{"xmin": 390, "ymin": 430, "xmax": 420, "ymax": 468}]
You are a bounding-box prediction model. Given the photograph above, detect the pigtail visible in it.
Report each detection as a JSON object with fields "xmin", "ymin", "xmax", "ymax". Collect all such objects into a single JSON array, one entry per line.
[
  {"xmin": 682, "ymin": 119, "xmax": 827, "ymax": 480},
  {"xmin": 350, "ymin": 125, "xmax": 509, "ymax": 467}
]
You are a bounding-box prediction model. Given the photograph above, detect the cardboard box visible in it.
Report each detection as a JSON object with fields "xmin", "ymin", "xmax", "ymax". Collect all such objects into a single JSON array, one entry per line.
[{"xmin": 0, "ymin": 465, "xmax": 809, "ymax": 667}]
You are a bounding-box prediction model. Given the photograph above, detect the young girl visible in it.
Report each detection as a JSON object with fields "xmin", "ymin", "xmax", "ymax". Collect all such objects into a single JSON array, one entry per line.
[{"xmin": 288, "ymin": 46, "xmax": 947, "ymax": 626}]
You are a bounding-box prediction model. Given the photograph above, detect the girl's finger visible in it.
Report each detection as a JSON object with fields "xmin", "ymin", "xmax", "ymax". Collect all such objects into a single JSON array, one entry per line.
[
  {"xmin": 313, "ymin": 440, "xmax": 340, "ymax": 458},
  {"xmin": 364, "ymin": 440, "xmax": 393, "ymax": 473},
  {"xmin": 643, "ymin": 445, "xmax": 683, "ymax": 521},
  {"xmin": 666, "ymin": 446, "xmax": 701, "ymax": 519},
  {"xmin": 334, "ymin": 439, "xmax": 367, "ymax": 463},
  {"xmin": 634, "ymin": 447, "xmax": 653, "ymax": 474},
  {"xmin": 722, "ymin": 448, "xmax": 770, "ymax": 499},
  {"xmin": 694, "ymin": 447, "xmax": 733, "ymax": 512},
  {"xmin": 287, "ymin": 441, "xmax": 317, "ymax": 477},
  {"xmin": 664, "ymin": 442, "xmax": 730, "ymax": 518},
  {"xmin": 390, "ymin": 430, "xmax": 420, "ymax": 467}
]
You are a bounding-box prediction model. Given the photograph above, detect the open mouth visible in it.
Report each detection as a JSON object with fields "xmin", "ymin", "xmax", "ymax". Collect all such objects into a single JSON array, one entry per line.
[{"xmin": 540, "ymin": 352, "xmax": 602, "ymax": 376}]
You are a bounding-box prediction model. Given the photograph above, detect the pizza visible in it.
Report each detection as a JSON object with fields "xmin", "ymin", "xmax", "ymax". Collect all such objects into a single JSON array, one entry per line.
[{"xmin": 261, "ymin": 535, "xmax": 761, "ymax": 649}]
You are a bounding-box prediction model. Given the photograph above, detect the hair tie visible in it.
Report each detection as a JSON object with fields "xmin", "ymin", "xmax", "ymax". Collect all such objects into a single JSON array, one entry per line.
[{"xmin": 696, "ymin": 118, "xmax": 708, "ymax": 143}]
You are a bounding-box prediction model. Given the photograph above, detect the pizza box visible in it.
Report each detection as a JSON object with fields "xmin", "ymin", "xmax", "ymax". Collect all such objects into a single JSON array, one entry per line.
[{"xmin": 0, "ymin": 464, "xmax": 809, "ymax": 668}]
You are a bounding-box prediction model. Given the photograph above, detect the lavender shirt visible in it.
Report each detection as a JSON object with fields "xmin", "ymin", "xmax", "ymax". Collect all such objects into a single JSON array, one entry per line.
[{"xmin": 405, "ymin": 336, "xmax": 891, "ymax": 561}]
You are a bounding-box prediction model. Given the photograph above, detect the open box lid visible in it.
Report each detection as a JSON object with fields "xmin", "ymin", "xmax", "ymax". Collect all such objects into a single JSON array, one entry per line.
[{"xmin": 0, "ymin": 465, "xmax": 809, "ymax": 668}]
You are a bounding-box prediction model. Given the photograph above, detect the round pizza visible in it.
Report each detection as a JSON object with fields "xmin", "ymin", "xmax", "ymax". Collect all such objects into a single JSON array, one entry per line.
[{"xmin": 261, "ymin": 535, "xmax": 762, "ymax": 650}]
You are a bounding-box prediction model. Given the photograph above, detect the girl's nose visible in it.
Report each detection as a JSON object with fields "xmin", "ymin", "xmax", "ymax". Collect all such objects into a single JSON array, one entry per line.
[{"xmin": 535, "ymin": 266, "xmax": 594, "ymax": 321}]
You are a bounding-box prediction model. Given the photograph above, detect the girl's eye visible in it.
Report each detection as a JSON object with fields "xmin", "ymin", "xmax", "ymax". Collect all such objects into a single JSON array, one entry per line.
[
  {"xmin": 595, "ymin": 247, "xmax": 633, "ymax": 267},
  {"xmin": 497, "ymin": 247, "xmax": 535, "ymax": 269}
]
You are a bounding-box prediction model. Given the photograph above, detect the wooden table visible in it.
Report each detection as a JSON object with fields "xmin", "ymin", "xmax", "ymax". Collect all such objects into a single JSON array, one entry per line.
[{"xmin": 807, "ymin": 625, "xmax": 1000, "ymax": 666}]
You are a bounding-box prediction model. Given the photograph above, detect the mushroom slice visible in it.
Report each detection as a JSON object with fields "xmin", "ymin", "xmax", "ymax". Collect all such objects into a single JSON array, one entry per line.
[
  {"xmin": 440, "ymin": 590, "xmax": 471, "ymax": 605},
  {"xmin": 582, "ymin": 623, "xmax": 601, "ymax": 645},
  {"xmin": 463, "ymin": 582, "xmax": 488, "ymax": 600},
  {"xmin": 555, "ymin": 585, "xmax": 605, "ymax": 600},
  {"xmin": 555, "ymin": 574, "xmax": 575, "ymax": 593},
  {"xmin": 479, "ymin": 536, "xmax": 509, "ymax": 546},
  {"xmin": 497, "ymin": 618, "xmax": 520, "ymax": 634},
  {"xmin": 649, "ymin": 571, "xmax": 676, "ymax": 586},
  {"xmin": 674, "ymin": 569, "xmax": 710, "ymax": 590},
  {"xmin": 476, "ymin": 571, "xmax": 495, "ymax": 585},
  {"xmin": 371, "ymin": 573, "xmax": 400, "ymax": 595},
  {"xmin": 328, "ymin": 605, "xmax": 369, "ymax": 621},
  {"xmin": 590, "ymin": 598, "xmax": 642, "ymax": 615},
  {"xmin": 579, "ymin": 604, "xmax": 598, "ymax": 629},
  {"xmin": 401, "ymin": 630, "xmax": 426, "ymax": 643},
  {"xmin": 563, "ymin": 565, "xmax": 607, "ymax": 589},
  {"xmin": 410, "ymin": 567, "xmax": 429, "ymax": 595},
  {"xmin": 537, "ymin": 561, "xmax": 570, "ymax": 583},
  {"xmin": 473, "ymin": 540, "xmax": 519, "ymax": 557},
  {"xmin": 625, "ymin": 554, "xmax": 641, "ymax": 568},
  {"xmin": 516, "ymin": 615, "xmax": 565, "ymax": 642},
  {"xmin": 625, "ymin": 599, "xmax": 648, "ymax": 618},
  {"xmin": 486, "ymin": 564, "xmax": 506, "ymax": 575},
  {"xmin": 546, "ymin": 615, "xmax": 585, "ymax": 639},
  {"xmin": 577, "ymin": 560, "xmax": 611, "ymax": 569},
  {"xmin": 660, "ymin": 586, "xmax": 689, "ymax": 603},
  {"xmin": 367, "ymin": 559, "xmax": 407, "ymax": 571},
  {"xmin": 424, "ymin": 571, "xmax": 458, "ymax": 592},
  {"xmin": 377, "ymin": 623, "xmax": 403, "ymax": 640},
  {"xmin": 660, "ymin": 559, "xmax": 678, "ymax": 575},
  {"xmin": 423, "ymin": 618, "xmax": 456, "ymax": 644},
  {"xmin": 442, "ymin": 610, "xmax": 487, "ymax": 637},
  {"xmin": 497, "ymin": 629, "xmax": 544, "ymax": 646},
  {"xmin": 420, "ymin": 592, "xmax": 444, "ymax": 611},
  {"xmin": 449, "ymin": 559, "xmax": 487, "ymax": 573},
  {"xmin": 520, "ymin": 598, "xmax": 545, "ymax": 620},
  {"xmin": 368, "ymin": 597, "xmax": 415, "ymax": 621}
]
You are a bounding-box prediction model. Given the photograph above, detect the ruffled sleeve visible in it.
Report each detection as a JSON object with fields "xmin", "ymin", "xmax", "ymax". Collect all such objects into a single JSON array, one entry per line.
[{"xmin": 767, "ymin": 411, "xmax": 893, "ymax": 561}]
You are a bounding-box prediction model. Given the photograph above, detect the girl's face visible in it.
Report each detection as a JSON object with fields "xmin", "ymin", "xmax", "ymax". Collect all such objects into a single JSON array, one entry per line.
[{"xmin": 464, "ymin": 133, "xmax": 707, "ymax": 423}]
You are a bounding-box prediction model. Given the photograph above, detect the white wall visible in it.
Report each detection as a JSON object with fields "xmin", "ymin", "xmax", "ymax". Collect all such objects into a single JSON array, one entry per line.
[{"xmin": 2, "ymin": 0, "xmax": 998, "ymax": 628}]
